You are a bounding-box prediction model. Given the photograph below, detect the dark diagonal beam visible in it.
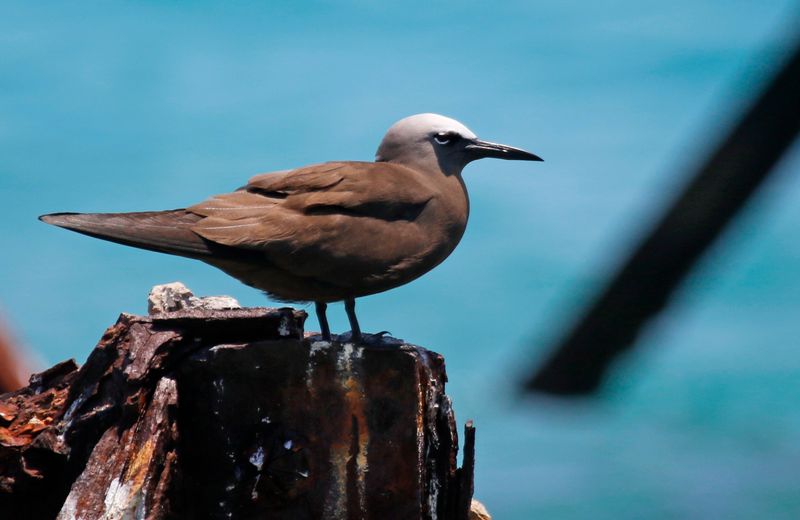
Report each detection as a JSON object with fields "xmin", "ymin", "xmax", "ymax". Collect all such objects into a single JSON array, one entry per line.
[{"xmin": 527, "ymin": 37, "xmax": 800, "ymax": 395}]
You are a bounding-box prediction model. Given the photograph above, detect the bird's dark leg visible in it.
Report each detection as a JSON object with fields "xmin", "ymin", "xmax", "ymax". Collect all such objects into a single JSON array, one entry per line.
[
  {"xmin": 315, "ymin": 301, "xmax": 331, "ymax": 341},
  {"xmin": 344, "ymin": 298, "xmax": 362, "ymax": 343}
]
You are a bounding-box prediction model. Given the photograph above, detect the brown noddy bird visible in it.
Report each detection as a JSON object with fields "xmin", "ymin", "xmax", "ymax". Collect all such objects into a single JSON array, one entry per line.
[{"xmin": 40, "ymin": 113, "xmax": 542, "ymax": 342}]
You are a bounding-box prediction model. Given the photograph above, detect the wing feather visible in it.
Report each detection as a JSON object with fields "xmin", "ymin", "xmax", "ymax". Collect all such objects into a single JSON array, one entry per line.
[
  {"xmin": 188, "ymin": 161, "xmax": 438, "ymax": 284},
  {"xmin": 190, "ymin": 161, "xmax": 434, "ymax": 246},
  {"xmin": 39, "ymin": 210, "xmax": 215, "ymax": 258}
]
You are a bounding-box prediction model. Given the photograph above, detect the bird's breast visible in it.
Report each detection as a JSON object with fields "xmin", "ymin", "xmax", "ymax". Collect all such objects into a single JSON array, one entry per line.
[{"xmin": 400, "ymin": 175, "xmax": 470, "ymax": 272}]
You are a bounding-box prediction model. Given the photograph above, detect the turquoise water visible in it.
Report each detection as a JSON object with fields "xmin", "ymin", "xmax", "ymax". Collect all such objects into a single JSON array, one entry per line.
[{"xmin": 2, "ymin": 2, "xmax": 800, "ymax": 518}]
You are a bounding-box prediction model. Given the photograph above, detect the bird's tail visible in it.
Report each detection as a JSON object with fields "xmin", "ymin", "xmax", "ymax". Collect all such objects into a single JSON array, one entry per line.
[{"xmin": 39, "ymin": 210, "xmax": 217, "ymax": 259}]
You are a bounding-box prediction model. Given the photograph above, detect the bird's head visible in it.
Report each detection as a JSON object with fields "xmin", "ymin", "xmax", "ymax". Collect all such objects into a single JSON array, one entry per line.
[{"xmin": 375, "ymin": 113, "xmax": 542, "ymax": 176}]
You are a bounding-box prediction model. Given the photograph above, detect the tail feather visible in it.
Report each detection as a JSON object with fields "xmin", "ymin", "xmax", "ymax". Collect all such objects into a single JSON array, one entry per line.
[{"xmin": 39, "ymin": 210, "xmax": 217, "ymax": 258}]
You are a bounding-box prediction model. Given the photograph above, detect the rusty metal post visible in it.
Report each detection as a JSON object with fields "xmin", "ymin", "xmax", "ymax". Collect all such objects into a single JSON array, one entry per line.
[{"xmin": 0, "ymin": 305, "xmax": 474, "ymax": 519}]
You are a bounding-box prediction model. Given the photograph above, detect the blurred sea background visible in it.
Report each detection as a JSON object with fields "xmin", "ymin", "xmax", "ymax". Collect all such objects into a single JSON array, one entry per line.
[{"xmin": 2, "ymin": 2, "xmax": 800, "ymax": 518}]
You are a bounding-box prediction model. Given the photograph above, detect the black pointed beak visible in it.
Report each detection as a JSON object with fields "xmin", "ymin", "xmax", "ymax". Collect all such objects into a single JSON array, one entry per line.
[{"xmin": 464, "ymin": 138, "xmax": 543, "ymax": 162}]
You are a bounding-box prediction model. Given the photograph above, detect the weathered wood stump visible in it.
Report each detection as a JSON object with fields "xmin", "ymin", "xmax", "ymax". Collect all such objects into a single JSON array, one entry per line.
[{"xmin": 0, "ymin": 299, "xmax": 474, "ymax": 519}]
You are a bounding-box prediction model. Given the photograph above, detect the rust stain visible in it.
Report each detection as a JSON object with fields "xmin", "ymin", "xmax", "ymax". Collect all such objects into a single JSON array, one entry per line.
[
  {"xmin": 0, "ymin": 401, "xmax": 18, "ymax": 423},
  {"xmin": 325, "ymin": 440, "xmax": 349, "ymax": 518},
  {"xmin": 0, "ymin": 386, "xmax": 70, "ymax": 449},
  {"xmin": 95, "ymin": 418, "xmax": 158, "ymax": 517},
  {"xmin": 0, "ymin": 426, "xmax": 29, "ymax": 447},
  {"xmin": 343, "ymin": 374, "xmax": 369, "ymax": 517},
  {"xmin": 124, "ymin": 436, "xmax": 157, "ymax": 487},
  {"xmin": 322, "ymin": 344, "xmax": 371, "ymax": 519}
]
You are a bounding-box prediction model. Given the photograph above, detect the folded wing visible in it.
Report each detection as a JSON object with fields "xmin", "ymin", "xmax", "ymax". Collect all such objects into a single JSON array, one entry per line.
[{"xmin": 189, "ymin": 161, "xmax": 437, "ymax": 283}]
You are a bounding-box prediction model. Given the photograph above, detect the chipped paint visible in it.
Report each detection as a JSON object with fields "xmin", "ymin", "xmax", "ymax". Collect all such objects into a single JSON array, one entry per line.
[
  {"xmin": 212, "ymin": 378, "xmax": 225, "ymax": 395},
  {"xmin": 309, "ymin": 340, "xmax": 330, "ymax": 354},
  {"xmin": 427, "ymin": 478, "xmax": 441, "ymax": 520},
  {"xmin": 103, "ymin": 477, "xmax": 136, "ymax": 519},
  {"xmin": 278, "ymin": 315, "xmax": 292, "ymax": 336},
  {"xmin": 249, "ymin": 446, "xmax": 265, "ymax": 471},
  {"xmin": 323, "ymin": 444, "xmax": 348, "ymax": 518},
  {"xmin": 305, "ymin": 340, "xmax": 330, "ymax": 388},
  {"xmin": 58, "ymin": 384, "xmax": 95, "ymax": 441},
  {"xmin": 58, "ymin": 494, "xmax": 78, "ymax": 520}
]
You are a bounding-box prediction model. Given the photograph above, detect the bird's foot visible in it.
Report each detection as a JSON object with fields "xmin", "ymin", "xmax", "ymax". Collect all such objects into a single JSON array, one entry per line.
[
  {"xmin": 338, "ymin": 330, "xmax": 392, "ymax": 345},
  {"xmin": 338, "ymin": 330, "xmax": 359, "ymax": 343},
  {"xmin": 306, "ymin": 331, "xmax": 332, "ymax": 343},
  {"xmin": 360, "ymin": 331, "xmax": 392, "ymax": 345}
]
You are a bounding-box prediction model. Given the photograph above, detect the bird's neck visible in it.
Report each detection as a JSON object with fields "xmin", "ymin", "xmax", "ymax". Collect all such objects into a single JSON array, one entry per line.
[
  {"xmin": 380, "ymin": 156, "xmax": 470, "ymax": 224},
  {"xmin": 384, "ymin": 150, "xmax": 465, "ymax": 178}
]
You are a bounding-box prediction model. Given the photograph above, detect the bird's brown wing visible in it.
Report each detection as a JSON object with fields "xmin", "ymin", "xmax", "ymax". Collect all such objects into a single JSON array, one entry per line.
[
  {"xmin": 245, "ymin": 161, "xmax": 435, "ymax": 221},
  {"xmin": 188, "ymin": 161, "xmax": 437, "ymax": 285}
]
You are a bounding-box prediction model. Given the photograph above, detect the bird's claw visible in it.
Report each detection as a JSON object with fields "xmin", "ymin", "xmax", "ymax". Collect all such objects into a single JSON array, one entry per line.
[
  {"xmin": 359, "ymin": 331, "xmax": 395, "ymax": 345},
  {"xmin": 338, "ymin": 330, "xmax": 393, "ymax": 345}
]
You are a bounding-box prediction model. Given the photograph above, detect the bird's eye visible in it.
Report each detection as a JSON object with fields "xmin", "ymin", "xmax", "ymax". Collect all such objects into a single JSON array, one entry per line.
[{"xmin": 434, "ymin": 132, "xmax": 460, "ymax": 146}]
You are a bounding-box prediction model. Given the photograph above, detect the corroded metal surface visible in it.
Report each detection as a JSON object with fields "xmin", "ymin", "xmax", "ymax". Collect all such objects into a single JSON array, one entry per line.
[
  {"xmin": 0, "ymin": 359, "xmax": 78, "ymax": 518},
  {"xmin": 0, "ymin": 306, "xmax": 472, "ymax": 519},
  {"xmin": 177, "ymin": 339, "xmax": 458, "ymax": 519}
]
